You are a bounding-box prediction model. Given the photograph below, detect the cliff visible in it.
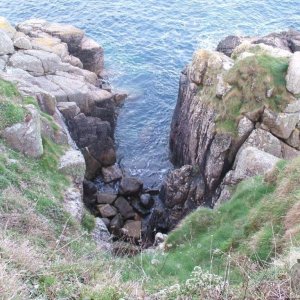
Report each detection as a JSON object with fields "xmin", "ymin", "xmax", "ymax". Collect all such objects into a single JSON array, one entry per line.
[{"xmin": 161, "ymin": 29, "xmax": 300, "ymax": 230}]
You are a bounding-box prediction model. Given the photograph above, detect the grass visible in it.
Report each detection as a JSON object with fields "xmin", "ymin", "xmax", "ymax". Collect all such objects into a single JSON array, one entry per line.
[
  {"xmin": 196, "ymin": 53, "xmax": 292, "ymax": 136},
  {"xmin": 123, "ymin": 157, "xmax": 300, "ymax": 295}
]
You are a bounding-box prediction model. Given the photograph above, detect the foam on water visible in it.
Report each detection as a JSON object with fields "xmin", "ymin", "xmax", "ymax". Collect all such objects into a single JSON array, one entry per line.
[{"xmin": 0, "ymin": 0, "xmax": 299, "ymax": 187}]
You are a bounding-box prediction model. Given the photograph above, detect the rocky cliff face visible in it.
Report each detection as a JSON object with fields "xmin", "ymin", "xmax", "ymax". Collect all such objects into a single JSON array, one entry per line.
[
  {"xmin": 160, "ymin": 29, "xmax": 300, "ymax": 230},
  {"xmin": 0, "ymin": 17, "xmax": 156, "ymax": 249}
]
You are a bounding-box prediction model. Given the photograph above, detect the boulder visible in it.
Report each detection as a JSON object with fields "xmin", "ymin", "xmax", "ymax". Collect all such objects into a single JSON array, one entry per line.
[
  {"xmin": 8, "ymin": 52, "xmax": 44, "ymax": 76},
  {"xmin": 262, "ymin": 108, "xmax": 299, "ymax": 139},
  {"xmin": 286, "ymin": 52, "xmax": 300, "ymax": 95},
  {"xmin": 101, "ymin": 164, "xmax": 122, "ymax": 183},
  {"xmin": 1, "ymin": 105, "xmax": 43, "ymax": 158},
  {"xmin": 216, "ymin": 35, "xmax": 244, "ymax": 57},
  {"xmin": 0, "ymin": 30, "xmax": 14, "ymax": 55},
  {"xmin": 122, "ymin": 220, "xmax": 141, "ymax": 240},
  {"xmin": 237, "ymin": 128, "xmax": 282, "ymax": 159},
  {"xmin": 231, "ymin": 147, "xmax": 280, "ymax": 182},
  {"xmin": 57, "ymin": 101, "xmax": 80, "ymax": 120},
  {"xmin": 73, "ymin": 36, "xmax": 104, "ymax": 75},
  {"xmin": 114, "ymin": 197, "xmax": 135, "ymax": 219},
  {"xmin": 88, "ymin": 139, "xmax": 116, "ymax": 167},
  {"xmin": 109, "ymin": 214, "xmax": 124, "ymax": 235},
  {"xmin": 119, "ymin": 177, "xmax": 143, "ymax": 196},
  {"xmin": 58, "ymin": 149, "xmax": 86, "ymax": 182},
  {"xmin": 36, "ymin": 92, "xmax": 56, "ymax": 115},
  {"xmin": 63, "ymin": 186, "xmax": 83, "ymax": 221},
  {"xmin": 98, "ymin": 204, "xmax": 117, "ymax": 218},
  {"xmin": 13, "ymin": 32, "xmax": 32, "ymax": 50},
  {"xmin": 96, "ymin": 193, "xmax": 117, "ymax": 205},
  {"xmin": 237, "ymin": 116, "xmax": 254, "ymax": 139},
  {"xmin": 40, "ymin": 115, "xmax": 68, "ymax": 145},
  {"xmin": 81, "ymin": 147, "xmax": 102, "ymax": 179}
]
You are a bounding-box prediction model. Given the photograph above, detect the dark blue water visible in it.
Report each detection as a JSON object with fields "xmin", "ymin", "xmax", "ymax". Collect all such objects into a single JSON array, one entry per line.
[{"xmin": 0, "ymin": 1, "xmax": 299, "ymax": 187}]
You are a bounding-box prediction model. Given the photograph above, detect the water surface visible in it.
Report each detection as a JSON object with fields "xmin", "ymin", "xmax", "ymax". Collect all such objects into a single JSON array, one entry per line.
[{"xmin": 0, "ymin": 0, "xmax": 299, "ymax": 187}]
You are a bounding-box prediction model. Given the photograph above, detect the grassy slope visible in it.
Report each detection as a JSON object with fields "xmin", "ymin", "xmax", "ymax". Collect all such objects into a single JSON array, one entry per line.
[
  {"xmin": 0, "ymin": 80, "xmax": 130, "ymax": 300},
  {"xmin": 124, "ymin": 158, "xmax": 300, "ymax": 297}
]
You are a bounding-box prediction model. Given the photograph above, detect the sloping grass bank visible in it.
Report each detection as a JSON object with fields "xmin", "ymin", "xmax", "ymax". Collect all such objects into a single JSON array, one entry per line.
[{"xmin": 124, "ymin": 158, "xmax": 300, "ymax": 298}]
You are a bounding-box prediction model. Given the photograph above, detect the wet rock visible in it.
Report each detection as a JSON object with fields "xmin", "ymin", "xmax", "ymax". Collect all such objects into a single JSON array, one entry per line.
[
  {"xmin": 1, "ymin": 105, "xmax": 43, "ymax": 158},
  {"xmin": 58, "ymin": 149, "xmax": 86, "ymax": 183},
  {"xmin": 57, "ymin": 102, "xmax": 80, "ymax": 120},
  {"xmin": 114, "ymin": 197, "xmax": 135, "ymax": 219},
  {"xmin": 114, "ymin": 93, "xmax": 127, "ymax": 105},
  {"xmin": 98, "ymin": 204, "xmax": 117, "ymax": 218},
  {"xmin": 122, "ymin": 220, "xmax": 141, "ymax": 240},
  {"xmin": 119, "ymin": 177, "xmax": 143, "ymax": 196},
  {"xmin": 140, "ymin": 194, "xmax": 154, "ymax": 209},
  {"xmin": 216, "ymin": 35, "xmax": 244, "ymax": 57},
  {"xmin": 109, "ymin": 214, "xmax": 124, "ymax": 236},
  {"xmin": 0, "ymin": 30, "xmax": 14, "ymax": 55},
  {"xmin": 101, "ymin": 164, "xmax": 122, "ymax": 183},
  {"xmin": 286, "ymin": 52, "xmax": 300, "ymax": 95},
  {"xmin": 96, "ymin": 193, "xmax": 117, "ymax": 205}
]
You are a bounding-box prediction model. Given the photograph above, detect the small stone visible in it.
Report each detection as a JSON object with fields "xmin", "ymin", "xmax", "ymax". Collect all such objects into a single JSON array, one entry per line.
[
  {"xmin": 122, "ymin": 220, "xmax": 141, "ymax": 240},
  {"xmin": 98, "ymin": 204, "xmax": 117, "ymax": 218},
  {"xmin": 96, "ymin": 193, "xmax": 117, "ymax": 205},
  {"xmin": 119, "ymin": 177, "xmax": 143, "ymax": 196},
  {"xmin": 101, "ymin": 164, "xmax": 122, "ymax": 183},
  {"xmin": 114, "ymin": 197, "xmax": 135, "ymax": 219}
]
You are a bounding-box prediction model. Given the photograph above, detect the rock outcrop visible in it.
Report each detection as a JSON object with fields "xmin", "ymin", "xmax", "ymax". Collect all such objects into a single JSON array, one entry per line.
[
  {"xmin": 0, "ymin": 17, "xmax": 126, "ymax": 247},
  {"xmin": 156, "ymin": 30, "xmax": 300, "ymax": 231}
]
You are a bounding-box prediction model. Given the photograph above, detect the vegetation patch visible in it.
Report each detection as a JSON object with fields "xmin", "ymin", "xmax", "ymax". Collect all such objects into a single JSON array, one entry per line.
[{"xmin": 123, "ymin": 157, "xmax": 300, "ymax": 295}]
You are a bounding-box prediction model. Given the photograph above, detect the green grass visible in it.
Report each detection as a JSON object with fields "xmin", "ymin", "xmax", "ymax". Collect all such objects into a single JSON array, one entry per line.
[
  {"xmin": 197, "ymin": 53, "xmax": 292, "ymax": 136},
  {"xmin": 123, "ymin": 157, "xmax": 300, "ymax": 292},
  {"xmin": 0, "ymin": 101, "xmax": 25, "ymax": 130}
]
